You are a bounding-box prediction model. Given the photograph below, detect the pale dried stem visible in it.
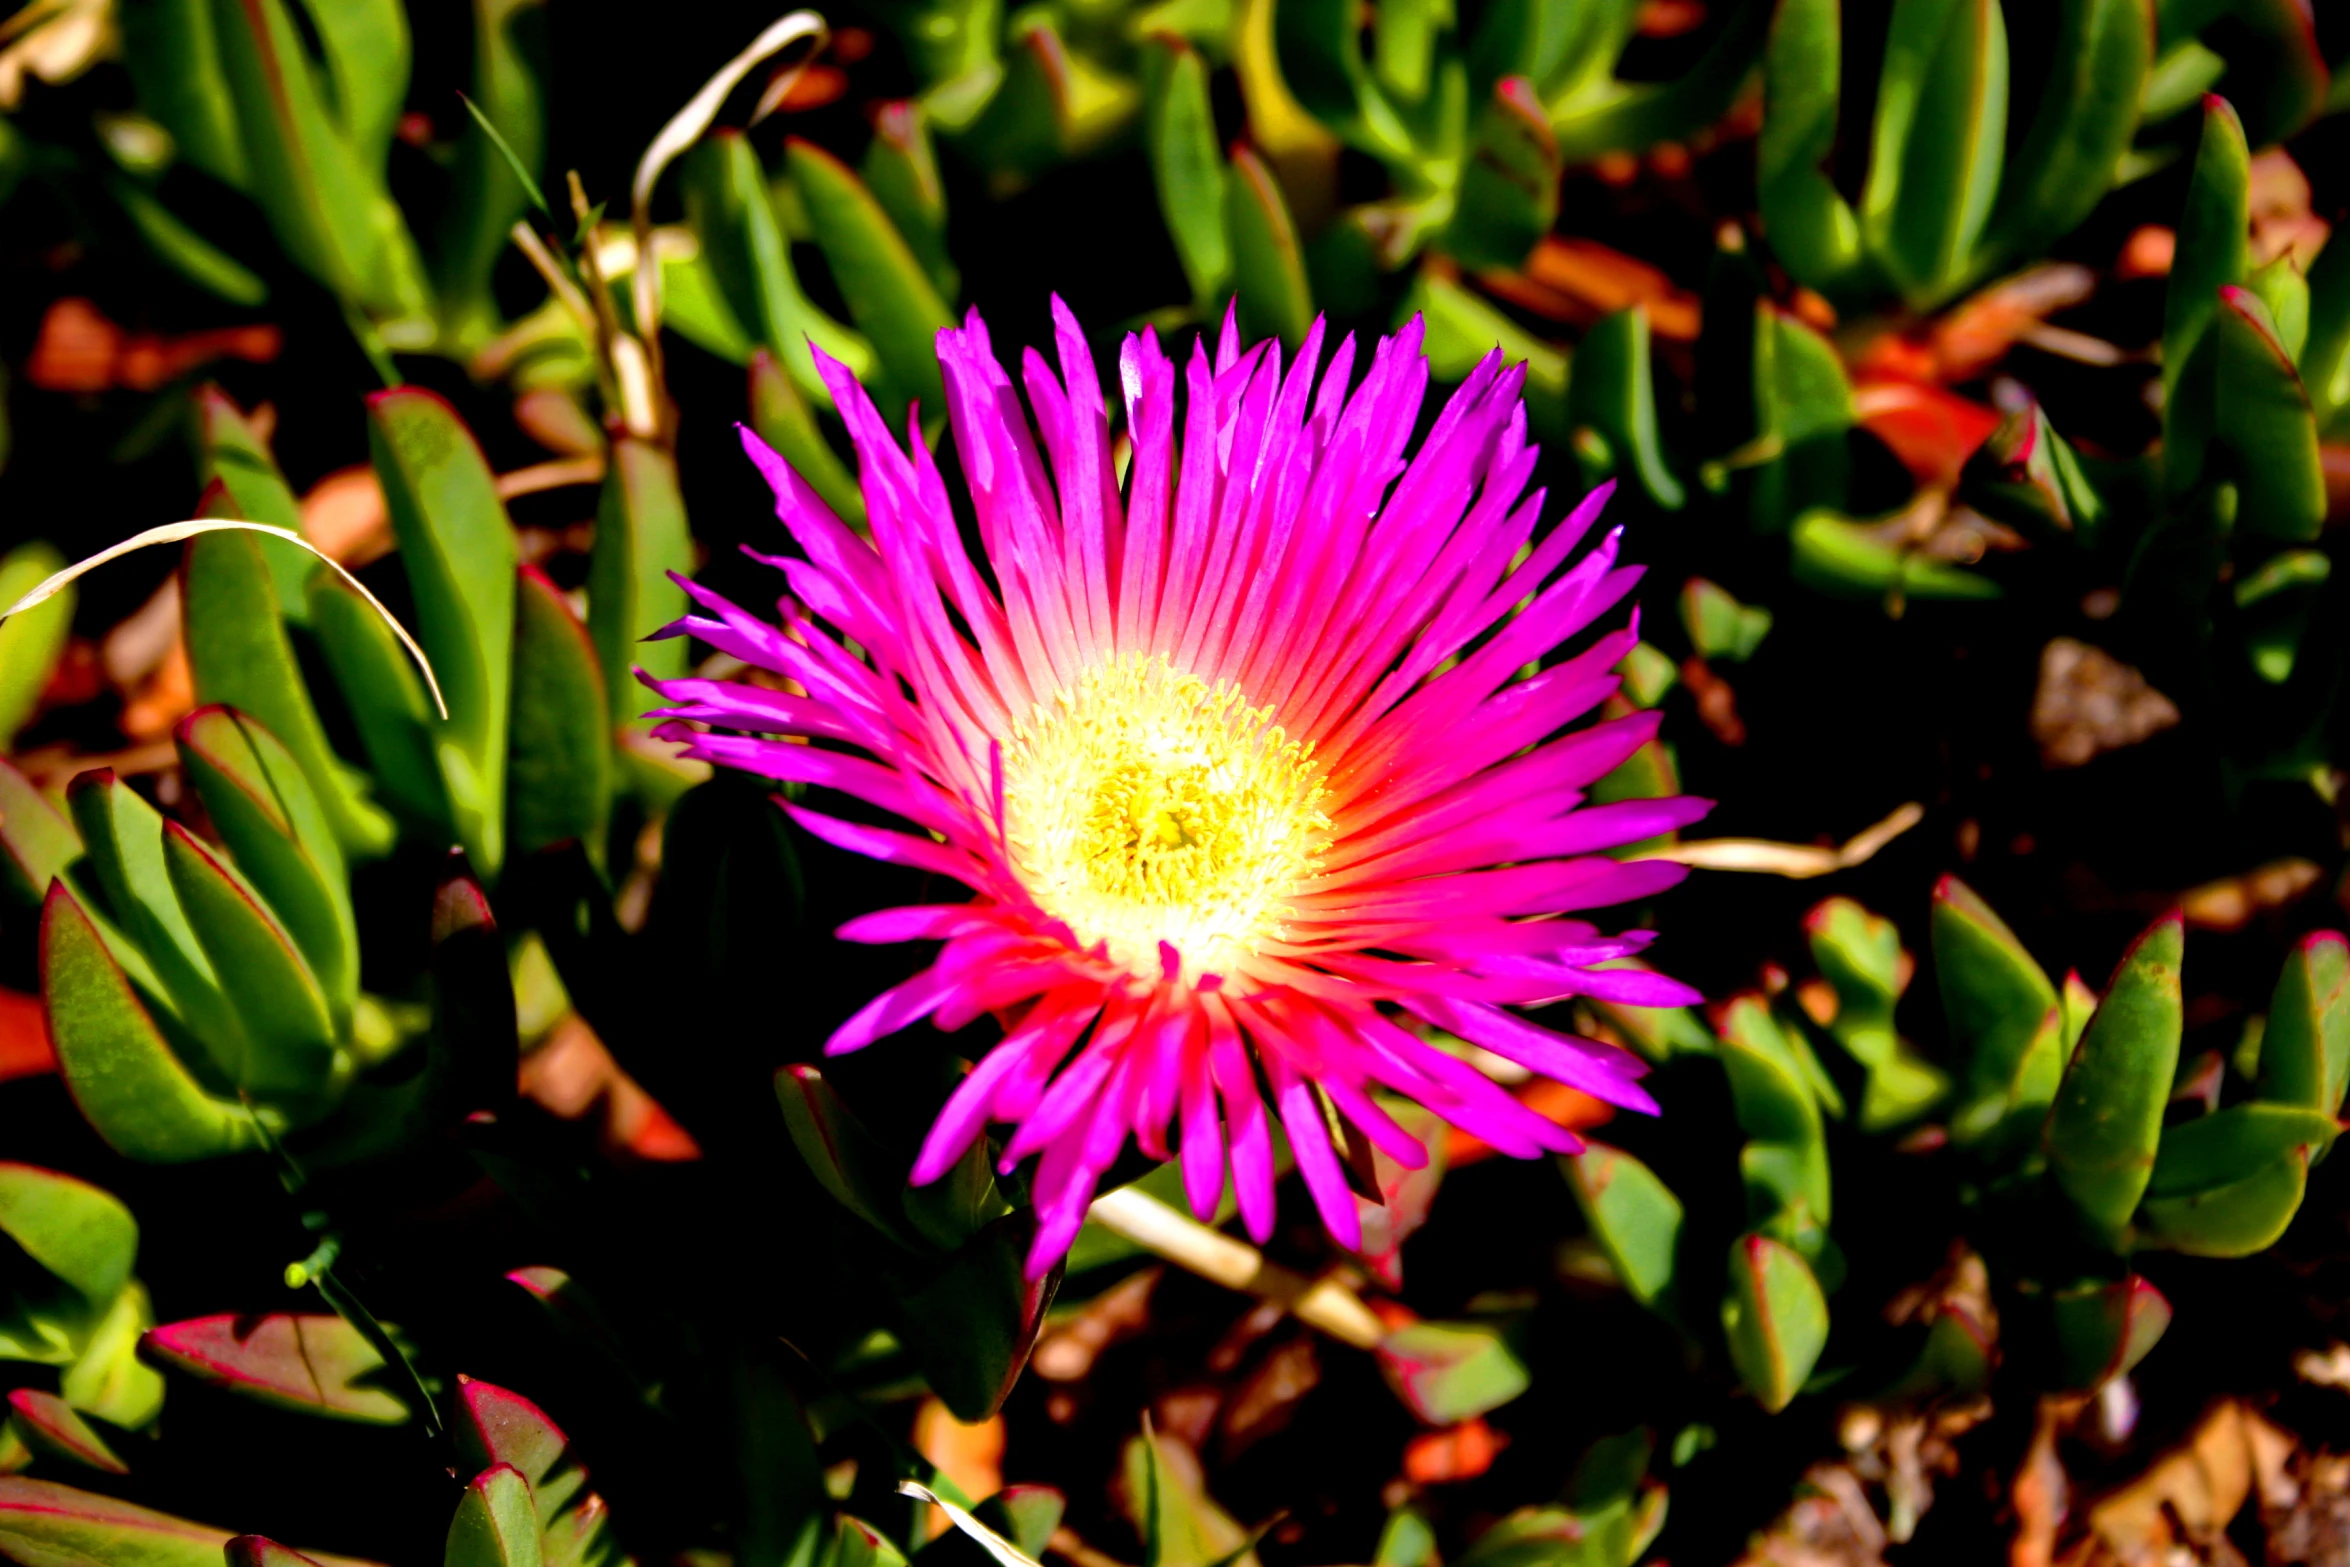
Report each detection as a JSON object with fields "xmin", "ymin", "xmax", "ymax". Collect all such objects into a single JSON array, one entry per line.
[{"xmin": 1084, "ymin": 1186, "xmax": 1385, "ymax": 1349}]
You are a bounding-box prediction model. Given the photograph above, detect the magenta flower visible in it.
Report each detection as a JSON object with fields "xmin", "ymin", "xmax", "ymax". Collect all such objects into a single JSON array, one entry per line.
[{"xmin": 646, "ymin": 302, "xmax": 1709, "ymax": 1275}]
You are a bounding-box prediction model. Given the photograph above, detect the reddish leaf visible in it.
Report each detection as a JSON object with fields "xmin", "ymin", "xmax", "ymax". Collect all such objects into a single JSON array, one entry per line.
[
  {"xmin": 140, "ymin": 1314, "xmax": 408, "ymax": 1424},
  {"xmin": 0, "ymin": 990, "xmax": 54, "ymax": 1083}
]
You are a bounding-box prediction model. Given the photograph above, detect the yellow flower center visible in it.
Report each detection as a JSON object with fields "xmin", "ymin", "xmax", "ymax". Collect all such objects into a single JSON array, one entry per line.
[{"xmin": 1001, "ymin": 653, "xmax": 1331, "ymax": 979}]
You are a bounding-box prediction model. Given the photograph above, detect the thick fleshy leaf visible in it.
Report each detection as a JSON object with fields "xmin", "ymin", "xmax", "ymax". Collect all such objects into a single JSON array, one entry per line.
[
  {"xmin": 452, "ymin": 1377, "xmax": 616, "ymax": 1564},
  {"xmin": 1141, "ymin": 39, "xmax": 1230, "ymax": 305},
  {"xmin": 424, "ymin": 860, "xmax": 519, "ymax": 1130},
  {"xmin": 0, "ymin": 1162, "xmax": 137, "ymax": 1362},
  {"xmin": 2161, "ymin": 95, "xmax": 2248, "ymax": 406},
  {"xmin": 193, "ymin": 385, "xmax": 309, "ymax": 622},
  {"xmin": 863, "ymin": 101, "xmax": 957, "ymax": 301},
  {"xmin": 2047, "ymin": 912, "xmax": 2184, "ymax": 1244},
  {"xmin": 1983, "ymin": 0, "xmax": 2149, "ymax": 265},
  {"xmin": 161, "ymin": 822, "xmax": 340, "ymax": 1105},
  {"xmin": 889, "ymin": 1212, "xmax": 1060, "ymax": 1422},
  {"xmin": 1546, "ymin": 0, "xmax": 1767, "ymax": 162},
  {"xmin": 748, "ymin": 350, "xmax": 865, "ymax": 529},
  {"xmin": 183, "ymin": 528, "xmax": 395, "ymax": 859},
  {"xmin": 436, "ymin": 0, "xmax": 547, "ymax": 347},
  {"xmin": 0, "ymin": 1476, "xmax": 230, "ymax": 1567},
  {"xmin": 681, "ymin": 131, "xmax": 874, "ymax": 405},
  {"xmin": 1377, "ymin": 1320, "xmax": 1530, "ymax": 1424},
  {"xmin": 1721, "ymin": 1233, "xmax": 1827, "ymax": 1414},
  {"xmin": 174, "ymin": 706, "xmax": 356, "ymax": 1038},
  {"xmin": 2206, "ymin": 287, "xmax": 2326, "ymax": 542},
  {"xmin": 1807, "ymin": 897, "xmax": 1947, "ymax": 1131},
  {"xmin": 66, "ymin": 768, "xmax": 243, "ymax": 1053},
  {"xmin": 776, "ymin": 1066, "xmax": 919, "ymax": 1248},
  {"xmin": 2233, "ymin": 548, "xmax": 2329, "ymax": 683},
  {"xmin": 369, "ymin": 387, "xmax": 518, "ymax": 878},
  {"xmin": 6, "ymin": 1389, "xmax": 128, "ymax": 1475},
  {"xmin": 788, "ymin": 138, "xmax": 955, "ymax": 418},
  {"xmin": 0, "ymin": 759, "xmax": 77, "ymax": 907},
  {"xmin": 57, "ymin": 1281, "xmax": 163, "ymax": 1429},
  {"xmin": 1560, "ymin": 1143, "xmax": 1680, "ymax": 1313},
  {"xmin": 1789, "ymin": 511, "xmax": 2000, "ymax": 603},
  {"xmin": 446, "ymin": 1464, "xmax": 542, "ymax": 1567},
  {"xmin": 0, "ymin": 544, "xmax": 70, "ymax": 750},
  {"xmin": 1569, "ymin": 307, "xmax": 1684, "ymax": 510},
  {"xmin": 1758, "ymin": 0, "xmax": 1863, "ymax": 295},
  {"xmin": 1410, "ymin": 275, "xmax": 1571, "ymax": 438},
  {"xmin": 2255, "ymin": 932, "xmax": 2350, "ymax": 1113},
  {"xmin": 2301, "ymin": 231, "xmax": 2350, "ymax": 430},
  {"xmin": 1226, "ymin": 146, "xmax": 1313, "ymax": 352},
  {"xmin": 205, "ymin": 0, "xmax": 424, "ymax": 322},
  {"xmin": 307, "ymin": 567, "xmax": 450, "ymax": 831},
  {"xmin": 1124, "ymin": 1428, "xmax": 1253, "ymax": 1567},
  {"xmin": 1960, "ymin": 399, "xmax": 2107, "ymax": 547},
  {"xmin": 120, "ymin": 0, "xmax": 247, "ymax": 186},
  {"xmin": 1446, "ymin": 79, "xmax": 1559, "ymax": 273},
  {"xmin": 958, "ymin": 18, "xmax": 1140, "ymax": 181},
  {"xmin": 509, "ymin": 569, "xmax": 611, "ymax": 865},
  {"xmin": 2048, "ymin": 1276, "xmax": 2169, "ymax": 1390},
  {"xmin": 38, "ymin": 882, "xmax": 262, "ymax": 1165},
  {"xmin": 1862, "ymin": 0, "xmax": 2008, "ymax": 304},
  {"xmin": 1679, "ymin": 578, "xmax": 1771, "ymax": 663},
  {"xmin": 2148, "ymin": 1102, "xmax": 2338, "ymax": 1196},
  {"xmin": 139, "ymin": 1313, "xmax": 408, "ymax": 1424},
  {"xmin": 2137, "ymin": 1146, "xmax": 2312, "ymax": 1258}
]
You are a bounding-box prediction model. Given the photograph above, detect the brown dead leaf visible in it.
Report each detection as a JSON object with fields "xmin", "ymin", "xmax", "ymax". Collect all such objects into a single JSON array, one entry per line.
[
  {"xmin": 1220, "ymin": 1334, "xmax": 1321, "ymax": 1457},
  {"xmin": 1032, "ymin": 1267, "xmax": 1159, "ymax": 1382},
  {"xmin": 2030, "ymin": 640, "xmax": 2180, "ymax": 769},
  {"xmin": 301, "ymin": 466, "xmax": 392, "ymax": 568},
  {"xmin": 2249, "ymin": 150, "xmax": 2329, "ymax": 270},
  {"xmin": 2180, "ymin": 860, "xmax": 2322, "ymax": 933},
  {"xmin": 2260, "ymin": 1449, "xmax": 2350, "ymax": 1567},
  {"xmin": 1681, "ymin": 655, "xmax": 1747, "ymax": 746},
  {"xmin": 518, "ymin": 1013, "xmax": 702, "ymax": 1163},
  {"xmin": 1927, "ymin": 264, "xmax": 2100, "ymax": 383},
  {"xmin": 913, "ymin": 1399, "xmax": 1005, "ymax": 1538},
  {"xmin": 1491, "ymin": 237, "xmax": 1701, "ymax": 340},
  {"xmin": 2066, "ymin": 1400, "xmax": 2292, "ymax": 1567},
  {"xmin": 27, "ymin": 298, "xmax": 279, "ymax": 393}
]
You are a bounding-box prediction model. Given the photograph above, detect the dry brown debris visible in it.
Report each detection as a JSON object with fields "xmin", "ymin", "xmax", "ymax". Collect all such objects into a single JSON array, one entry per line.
[{"xmin": 2030, "ymin": 640, "xmax": 2182, "ymax": 769}]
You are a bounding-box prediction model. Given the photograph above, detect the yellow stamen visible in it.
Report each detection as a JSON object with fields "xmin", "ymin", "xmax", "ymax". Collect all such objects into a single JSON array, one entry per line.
[{"xmin": 1001, "ymin": 652, "xmax": 1331, "ymax": 980}]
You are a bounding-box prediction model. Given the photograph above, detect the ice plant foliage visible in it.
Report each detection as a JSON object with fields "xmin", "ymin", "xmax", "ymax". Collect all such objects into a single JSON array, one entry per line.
[{"xmin": 646, "ymin": 301, "xmax": 1710, "ymax": 1274}]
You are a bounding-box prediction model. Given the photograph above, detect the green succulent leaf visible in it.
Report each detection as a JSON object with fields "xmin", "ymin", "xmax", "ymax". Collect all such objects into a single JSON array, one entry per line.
[
  {"xmin": 447, "ymin": 1464, "xmax": 543, "ymax": 1567},
  {"xmin": 681, "ymin": 131, "xmax": 875, "ymax": 405},
  {"xmin": 226, "ymin": 1538, "xmax": 330, "ymax": 1567},
  {"xmin": 2254, "ymin": 932, "xmax": 2350, "ymax": 1113},
  {"xmin": 1789, "ymin": 511, "xmax": 2001, "ymax": 603},
  {"xmin": 0, "ymin": 1162, "xmax": 138, "ymax": 1362},
  {"xmin": 2047, "ymin": 911, "xmax": 2184, "ymax": 1245},
  {"xmin": 37, "ymin": 882, "xmax": 263, "ymax": 1165},
  {"xmin": 160, "ymin": 821, "xmax": 341, "ymax": 1106},
  {"xmin": 509, "ymin": 569, "xmax": 612, "ymax": 866},
  {"xmin": 142, "ymin": 1313, "xmax": 408, "ymax": 1425},
  {"xmin": 1721, "ymin": 1233, "xmax": 1827, "ymax": 1414},
  {"xmin": 0, "ymin": 1476, "xmax": 235, "ymax": 1567},
  {"xmin": 438, "ymin": 0, "xmax": 549, "ymax": 348},
  {"xmin": 1758, "ymin": 0, "xmax": 1863, "ymax": 295},
  {"xmin": 0, "ymin": 545, "xmax": 71, "ymax": 750},
  {"xmin": 2205, "ymin": 286, "xmax": 2326, "ymax": 542},
  {"xmin": 1960, "ymin": 399, "xmax": 2108, "ymax": 547},
  {"xmin": 789, "ymin": 138, "xmax": 957, "ymax": 419},
  {"xmin": 1377, "ymin": 1320, "xmax": 1531, "ymax": 1424},
  {"xmin": 183, "ymin": 527, "xmax": 396, "ymax": 860},
  {"xmin": 2137, "ymin": 1145, "xmax": 2311, "ymax": 1258},
  {"xmin": 0, "ymin": 759, "xmax": 78, "ymax": 907},
  {"xmin": 192, "ymin": 385, "xmax": 308, "ymax": 621},
  {"xmin": 1807, "ymin": 898, "xmax": 1948, "ymax": 1131},
  {"xmin": 173, "ymin": 706, "xmax": 357, "ymax": 1039},
  {"xmin": 1983, "ymin": 0, "xmax": 2150, "ymax": 265},
  {"xmin": 1862, "ymin": 0, "xmax": 2008, "ymax": 306},
  {"xmin": 864, "ymin": 101, "xmax": 959, "ymax": 301},
  {"xmin": 1569, "ymin": 307, "xmax": 1684, "ymax": 510},
  {"xmin": 890, "ymin": 1212, "xmax": 1061, "ymax": 1422},
  {"xmin": 6, "ymin": 1389, "xmax": 128, "ymax": 1475},
  {"xmin": 2161, "ymin": 94, "xmax": 2249, "ymax": 407},
  {"xmin": 2048, "ymin": 1275, "xmax": 2169, "ymax": 1390},
  {"xmin": 57, "ymin": 1281, "xmax": 163, "ymax": 1430},
  {"xmin": 369, "ymin": 387, "xmax": 519, "ymax": 879},
  {"xmin": 1142, "ymin": 38, "xmax": 1232, "ymax": 306},
  {"xmin": 1561, "ymin": 1141, "xmax": 1681, "ymax": 1314},
  {"xmin": 1225, "ymin": 145, "xmax": 1314, "ymax": 352},
  {"xmin": 2147, "ymin": 1102, "xmax": 2338, "ymax": 1197},
  {"xmin": 120, "ymin": 0, "xmax": 248, "ymax": 187},
  {"xmin": 308, "ymin": 567, "xmax": 451, "ymax": 831},
  {"xmin": 1932, "ymin": 875, "xmax": 2063, "ymax": 1150},
  {"xmin": 1446, "ymin": 78, "xmax": 1560, "ymax": 273}
]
